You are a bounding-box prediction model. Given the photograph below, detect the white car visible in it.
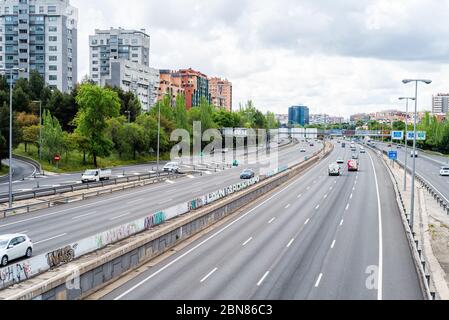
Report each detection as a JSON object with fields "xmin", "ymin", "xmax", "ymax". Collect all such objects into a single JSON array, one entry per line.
[
  {"xmin": 163, "ymin": 162, "xmax": 180, "ymax": 173},
  {"xmin": 0, "ymin": 234, "xmax": 33, "ymax": 266},
  {"xmin": 336, "ymin": 158, "xmax": 345, "ymax": 164},
  {"xmin": 440, "ymin": 167, "xmax": 449, "ymax": 176}
]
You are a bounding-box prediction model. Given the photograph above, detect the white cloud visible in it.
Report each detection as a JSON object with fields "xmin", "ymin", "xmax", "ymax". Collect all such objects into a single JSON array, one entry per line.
[{"xmin": 71, "ymin": 0, "xmax": 449, "ymax": 118}]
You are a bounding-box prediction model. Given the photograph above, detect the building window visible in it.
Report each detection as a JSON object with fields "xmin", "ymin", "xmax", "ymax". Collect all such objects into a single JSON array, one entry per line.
[
  {"xmin": 39, "ymin": 6, "xmax": 44, "ymax": 13},
  {"xmin": 49, "ymin": 26, "xmax": 57, "ymax": 32},
  {"xmin": 49, "ymin": 56, "xmax": 57, "ymax": 61},
  {"xmin": 92, "ymin": 60, "xmax": 98, "ymax": 65},
  {"xmin": 49, "ymin": 75, "xmax": 57, "ymax": 81},
  {"xmin": 132, "ymin": 54, "xmax": 138, "ymax": 58},
  {"xmin": 49, "ymin": 46, "xmax": 57, "ymax": 51},
  {"xmin": 48, "ymin": 6, "xmax": 56, "ymax": 13},
  {"xmin": 48, "ymin": 17, "xmax": 57, "ymax": 21},
  {"xmin": 49, "ymin": 65, "xmax": 57, "ymax": 71},
  {"xmin": 49, "ymin": 36, "xmax": 57, "ymax": 41},
  {"xmin": 29, "ymin": 5, "xmax": 35, "ymax": 13}
]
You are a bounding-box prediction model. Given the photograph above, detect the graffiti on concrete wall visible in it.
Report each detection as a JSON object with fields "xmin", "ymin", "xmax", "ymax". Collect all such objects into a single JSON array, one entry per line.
[
  {"xmin": 145, "ymin": 211, "xmax": 166, "ymax": 230},
  {"xmin": 0, "ymin": 261, "xmax": 31, "ymax": 286},
  {"xmin": 95, "ymin": 223, "xmax": 139, "ymax": 248},
  {"xmin": 46, "ymin": 244, "xmax": 78, "ymax": 268}
]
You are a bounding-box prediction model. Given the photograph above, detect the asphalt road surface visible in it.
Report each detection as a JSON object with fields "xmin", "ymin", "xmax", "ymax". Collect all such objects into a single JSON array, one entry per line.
[
  {"xmin": 101, "ymin": 143, "xmax": 422, "ymax": 300},
  {"xmin": 0, "ymin": 141, "xmax": 322, "ymax": 257},
  {"xmin": 0, "ymin": 158, "xmax": 38, "ymax": 184}
]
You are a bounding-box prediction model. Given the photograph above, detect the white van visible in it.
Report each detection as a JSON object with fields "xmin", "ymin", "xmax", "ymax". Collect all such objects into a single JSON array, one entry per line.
[{"xmin": 81, "ymin": 169, "xmax": 112, "ymax": 183}]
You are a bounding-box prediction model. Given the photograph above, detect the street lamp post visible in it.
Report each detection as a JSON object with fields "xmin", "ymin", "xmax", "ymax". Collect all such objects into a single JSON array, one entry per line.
[
  {"xmin": 32, "ymin": 100, "xmax": 42, "ymax": 161},
  {"xmin": 402, "ymin": 79, "xmax": 432, "ymax": 232},
  {"xmin": 124, "ymin": 110, "xmax": 131, "ymax": 123},
  {"xmin": 0, "ymin": 67, "xmax": 25, "ymax": 208},
  {"xmin": 399, "ymin": 97, "xmax": 415, "ymax": 192},
  {"xmin": 156, "ymin": 101, "xmax": 161, "ymax": 176}
]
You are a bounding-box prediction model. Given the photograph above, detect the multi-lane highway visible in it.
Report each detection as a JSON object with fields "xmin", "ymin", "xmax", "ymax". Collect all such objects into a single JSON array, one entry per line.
[
  {"xmin": 100, "ymin": 142, "xmax": 422, "ymax": 300},
  {"xmin": 0, "ymin": 140, "xmax": 321, "ymax": 258},
  {"xmin": 374, "ymin": 142, "xmax": 449, "ymax": 203}
]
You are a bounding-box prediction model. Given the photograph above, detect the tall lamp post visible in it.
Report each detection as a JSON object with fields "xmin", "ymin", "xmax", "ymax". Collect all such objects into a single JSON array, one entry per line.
[
  {"xmin": 402, "ymin": 79, "xmax": 432, "ymax": 232},
  {"xmin": 32, "ymin": 100, "xmax": 42, "ymax": 161},
  {"xmin": 399, "ymin": 97, "xmax": 415, "ymax": 192},
  {"xmin": 0, "ymin": 67, "xmax": 25, "ymax": 208},
  {"xmin": 156, "ymin": 100, "xmax": 161, "ymax": 176}
]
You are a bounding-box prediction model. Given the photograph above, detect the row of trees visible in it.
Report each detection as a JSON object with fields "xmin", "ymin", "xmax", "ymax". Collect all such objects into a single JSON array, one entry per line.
[{"xmin": 0, "ymin": 71, "xmax": 281, "ymax": 168}]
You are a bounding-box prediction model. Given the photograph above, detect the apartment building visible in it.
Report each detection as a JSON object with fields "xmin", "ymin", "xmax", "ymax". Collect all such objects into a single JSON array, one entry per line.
[
  {"xmin": 0, "ymin": 0, "xmax": 78, "ymax": 91},
  {"xmin": 209, "ymin": 77, "xmax": 232, "ymax": 111}
]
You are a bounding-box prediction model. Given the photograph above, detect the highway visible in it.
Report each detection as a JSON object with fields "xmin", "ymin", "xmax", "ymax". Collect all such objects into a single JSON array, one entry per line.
[
  {"xmin": 0, "ymin": 140, "xmax": 293, "ymax": 196},
  {"xmin": 374, "ymin": 141, "xmax": 449, "ymax": 203},
  {"xmin": 0, "ymin": 140, "xmax": 321, "ymax": 258},
  {"xmin": 100, "ymin": 142, "xmax": 423, "ymax": 300}
]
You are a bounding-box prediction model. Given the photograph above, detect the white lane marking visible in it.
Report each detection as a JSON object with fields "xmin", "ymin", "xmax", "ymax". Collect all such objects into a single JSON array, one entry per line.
[
  {"xmin": 268, "ymin": 217, "xmax": 276, "ymax": 224},
  {"xmin": 109, "ymin": 212, "xmax": 132, "ymax": 221},
  {"xmin": 285, "ymin": 204, "xmax": 291, "ymax": 209},
  {"xmin": 304, "ymin": 218, "xmax": 310, "ymax": 225},
  {"xmin": 187, "ymin": 175, "xmax": 195, "ymax": 179},
  {"xmin": 323, "ymin": 194, "xmax": 328, "ymax": 199},
  {"xmin": 350, "ymin": 193, "xmax": 353, "ymax": 199},
  {"xmin": 18, "ymin": 230, "xmax": 28, "ymax": 234},
  {"xmin": 340, "ymin": 219, "xmax": 344, "ymax": 226},
  {"xmin": 52, "ymin": 185, "xmax": 61, "ymax": 188},
  {"xmin": 367, "ymin": 150, "xmax": 383, "ymax": 301},
  {"xmin": 111, "ymin": 162, "xmax": 326, "ymax": 300},
  {"xmin": 157, "ymin": 198, "xmax": 173, "ymax": 205},
  {"xmin": 205, "ymin": 171, "xmax": 212, "ymax": 175},
  {"xmin": 257, "ymin": 271, "xmax": 270, "ymax": 286},
  {"xmin": 200, "ymin": 268, "xmax": 218, "ymax": 283},
  {"xmin": 329, "ymin": 186, "xmax": 333, "ymax": 191},
  {"xmin": 346, "ymin": 204, "xmax": 350, "ymax": 211},
  {"xmin": 315, "ymin": 273, "xmax": 323, "ymax": 288},
  {"xmin": 334, "ymin": 181, "xmax": 337, "ymax": 184},
  {"xmin": 313, "ymin": 181, "xmax": 316, "ymax": 184},
  {"xmin": 315, "ymin": 205, "xmax": 320, "ymax": 210},
  {"xmin": 71, "ymin": 211, "xmax": 97, "ymax": 220},
  {"xmin": 165, "ymin": 180, "xmax": 175, "ymax": 184},
  {"xmin": 353, "ymin": 187, "xmax": 356, "ymax": 191},
  {"xmin": 331, "ymin": 240, "xmax": 336, "ymax": 249},
  {"xmin": 287, "ymin": 239, "xmax": 295, "ymax": 248},
  {"xmin": 127, "ymin": 198, "xmax": 143, "ymax": 205},
  {"xmin": 242, "ymin": 237, "xmax": 253, "ymax": 246},
  {"xmin": 297, "ymin": 194, "xmax": 302, "ymax": 198},
  {"xmin": 34, "ymin": 233, "xmax": 67, "ymax": 245},
  {"xmin": 307, "ymin": 186, "xmax": 311, "ymax": 190}
]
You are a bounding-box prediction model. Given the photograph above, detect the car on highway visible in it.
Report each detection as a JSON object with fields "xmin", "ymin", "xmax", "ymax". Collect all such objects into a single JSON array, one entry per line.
[
  {"xmin": 352, "ymin": 153, "xmax": 359, "ymax": 160},
  {"xmin": 81, "ymin": 168, "xmax": 112, "ymax": 183},
  {"xmin": 341, "ymin": 143, "xmax": 346, "ymax": 148},
  {"xmin": 309, "ymin": 143, "xmax": 315, "ymax": 147},
  {"xmin": 0, "ymin": 234, "xmax": 33, "ymax": 266},
  {"xmin": 348, "ymin": 159, "xmax": 359, "ymax": 172},
  {"xmin": 411, "ymin": 150, "xmax": 419, "ymax": 158},
  {"xmin": 360, "ymin": 148, "xmax": 366, "ymax": 154},
  {"xmin": 440, "ymin": 167, "xmax": 449, "ymax": 176},
  {"xmin": 240, "ymin": 169, "xmax": 255, "ymax": 179},
  {"xmin": 300, "ymin": 148, "xmax": 306, "ymax": 153},
  {"xmin": 336, "ymin": 158, "xmax": 345, "ymax": 164},
  {"xmin": 328, "ymin": 163, "xmax": 341, "ymax": 176},
  {"xmin": 163, "ymin": 162, "xmax": 180, "ymax": 173}
]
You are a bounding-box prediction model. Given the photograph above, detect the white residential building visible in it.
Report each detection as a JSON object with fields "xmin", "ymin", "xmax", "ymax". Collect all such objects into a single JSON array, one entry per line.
[
  {"xmin": 89, "ymin": 27, "xmax": 158, "ymax": 111},
  {"xmin": 0, "ymin": 0, "xmax": 78, "ymax": 91}
]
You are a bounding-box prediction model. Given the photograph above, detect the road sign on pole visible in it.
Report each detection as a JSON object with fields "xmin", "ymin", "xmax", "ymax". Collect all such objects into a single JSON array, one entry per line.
[
  {"xmin": 407, "ymin": 131, "xmax": 426, "ymax": 141},
  {"xmin": 391, "ymin": 131, "xmax": 404, "ymax": 140},
  {"xmin": 388, "ymin": 151, "xmax": 398, "ymax": 160}
]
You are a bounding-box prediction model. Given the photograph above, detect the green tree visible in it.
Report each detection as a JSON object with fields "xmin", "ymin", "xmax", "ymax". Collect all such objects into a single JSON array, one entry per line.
[
  {"xmin": 74, "ymin": 84, "xmax": 121, "ymax": 167},
  {"xmin": 174, "ymin": 94, "xmax": 188, "ymax": 130},
  {"xmin": 199, "ymin": 97, "xmax": 216, "ymax": 132},
  {"xmin": 106, "ymin": 116, "xmax": 128, "ymax": 159},
  {"xmin": 266, "ymin": 112, "xmax": 279, "ymax": 129},
  {"xmin": 22, "ymin": 125, "xmax": 39, "ymax": 153},
  {"xmin": 124, "ymin": 123, "xmax": 145, "ymax": 160},
  {"xmin": 29, "ymin": 70, "xmax": 45, "ymax": 102},
  {"xmin": 41, "ymin": 110, "xmax": 63, "ymax": 164}
]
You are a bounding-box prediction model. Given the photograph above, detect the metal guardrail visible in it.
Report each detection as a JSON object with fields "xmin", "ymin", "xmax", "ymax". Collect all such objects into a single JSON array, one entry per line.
[{"xmin": 371, "ymin": 144, "xmax": 449, "ymax": 215}]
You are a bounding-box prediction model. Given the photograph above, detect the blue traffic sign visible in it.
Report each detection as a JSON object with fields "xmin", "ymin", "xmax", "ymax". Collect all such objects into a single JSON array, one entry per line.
[{"xmin": 388, "ymin": 151, "xmax": 398, "ymax": 160}]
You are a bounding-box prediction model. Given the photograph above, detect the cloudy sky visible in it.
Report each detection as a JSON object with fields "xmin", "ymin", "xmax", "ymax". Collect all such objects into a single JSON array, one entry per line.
[{"xmin": 71, "ymin": 0, "xmax": 449, "ymax": 118}]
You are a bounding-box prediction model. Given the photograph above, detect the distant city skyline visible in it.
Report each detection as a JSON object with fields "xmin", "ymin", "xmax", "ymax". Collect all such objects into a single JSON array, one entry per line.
[{"xmin": 70, "ymin": 1, "xmax": 449, "ymax": 116}]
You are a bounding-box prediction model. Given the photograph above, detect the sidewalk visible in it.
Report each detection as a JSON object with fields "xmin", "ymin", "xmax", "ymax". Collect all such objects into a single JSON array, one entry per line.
[{"xmin": 385, "ymin": 155, "xmax": 449, "ymax": 299}]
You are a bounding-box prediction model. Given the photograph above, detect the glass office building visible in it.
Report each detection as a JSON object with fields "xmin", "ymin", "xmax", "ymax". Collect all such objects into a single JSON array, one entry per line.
[{"xmin": 288, "ymin": 106, "xmax": 310, "ymax": 126}]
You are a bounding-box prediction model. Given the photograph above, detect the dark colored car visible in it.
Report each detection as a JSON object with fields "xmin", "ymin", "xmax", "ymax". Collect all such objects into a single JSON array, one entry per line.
[{"xmin": 240, "ymin": 169, "xmax": 255, "ymax": 179}]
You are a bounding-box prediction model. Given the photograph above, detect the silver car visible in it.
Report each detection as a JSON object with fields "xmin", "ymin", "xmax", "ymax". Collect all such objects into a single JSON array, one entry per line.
[
  {"xmin": 440, "ymin": 167, "xmax": 449, "ymax": 177},
  {"xmin": 0, "ymin": 234, "xmax": 33, "ymax": 266}
]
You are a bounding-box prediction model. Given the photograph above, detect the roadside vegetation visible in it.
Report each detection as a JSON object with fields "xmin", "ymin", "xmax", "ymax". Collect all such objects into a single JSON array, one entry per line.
[{"xmin": 0, "ymin": 72, "xmax": 279, "ymax": 172}]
